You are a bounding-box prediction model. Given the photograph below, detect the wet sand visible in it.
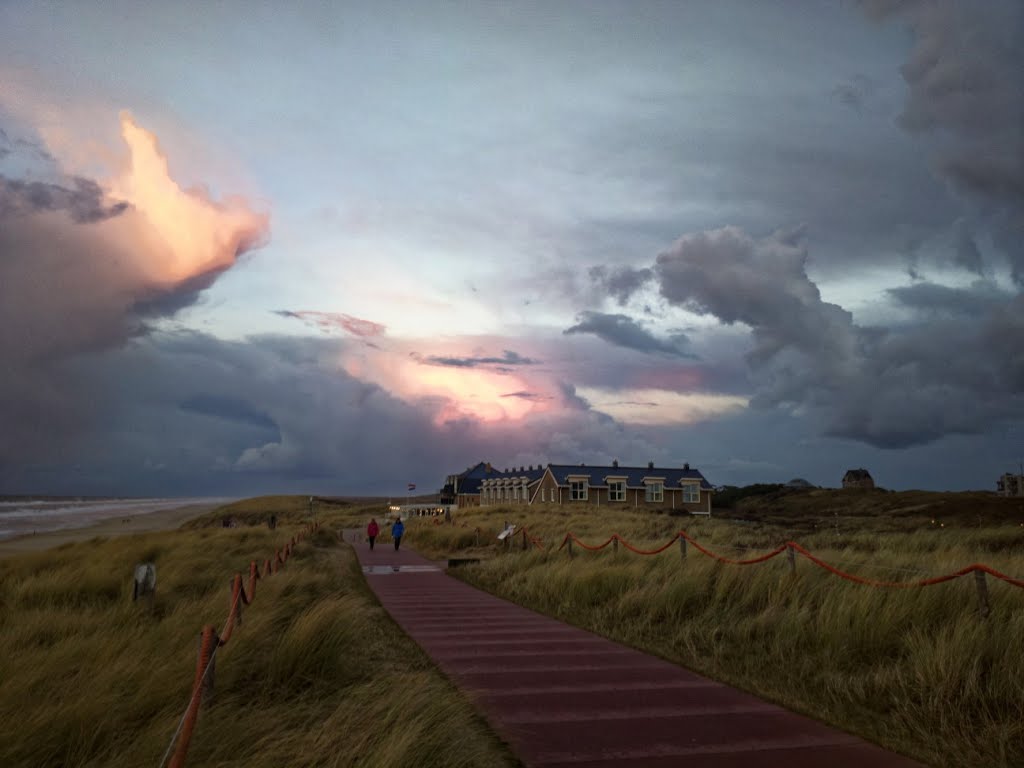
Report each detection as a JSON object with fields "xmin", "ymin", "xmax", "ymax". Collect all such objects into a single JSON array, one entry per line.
[{"xmin": 0, "ymin": 503, "xmax": 221, "ymax": 559}]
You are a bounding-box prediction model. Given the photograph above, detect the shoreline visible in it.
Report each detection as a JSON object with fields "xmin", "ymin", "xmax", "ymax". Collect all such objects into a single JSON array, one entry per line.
[{"xmin": 0, "ymin": 502, "xmax": 222, "ymax": 559}]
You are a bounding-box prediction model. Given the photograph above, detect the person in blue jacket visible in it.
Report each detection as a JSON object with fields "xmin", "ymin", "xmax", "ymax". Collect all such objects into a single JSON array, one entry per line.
[{"xmin": 391, "ymin": 517, "xmax": 405, "ymax": 551}]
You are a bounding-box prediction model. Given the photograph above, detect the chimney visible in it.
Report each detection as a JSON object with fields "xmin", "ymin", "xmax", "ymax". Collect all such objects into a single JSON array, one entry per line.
[
  {"xmin": 683, "ymin": 462, "xmax": 690, "ymax": 470},
  {"xmin": 648, "ymin": 461, "xmax": 654, "ymax": 470},
  {"xmin": 485, "ymin": 462, "xmax": 492, "ymax": 473},
  {"xmin": 612, "ymin": 459, "xmax": 619, "ymax": 468}
]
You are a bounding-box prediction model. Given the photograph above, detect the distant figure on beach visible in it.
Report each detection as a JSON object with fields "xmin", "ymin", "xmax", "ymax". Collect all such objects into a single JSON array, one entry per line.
[
  {"xmin": 367, "ymin": 518, "xmax": 379, "ymax": 550},
  {"xmin": 392, "ymin": 517, "xmax": 405, "ymax": 551}
]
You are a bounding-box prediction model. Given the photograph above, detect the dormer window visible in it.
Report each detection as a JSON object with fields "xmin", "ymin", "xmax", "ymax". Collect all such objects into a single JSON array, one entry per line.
[
  {"xmin": 570, "ymin": 478, "xmax": 589, "ymax": 501},
  {"xmin": 644, "ymin": 480, "xmax": 664, "ymax": 503},
  {"xmin": 681, "ymin": 482, "xmax": 700, "ymax": 504}
]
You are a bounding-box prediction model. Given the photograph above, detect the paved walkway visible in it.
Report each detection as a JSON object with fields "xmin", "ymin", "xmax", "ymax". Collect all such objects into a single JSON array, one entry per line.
[{"xmin": 349, "ymin": 534, "xmax": 922, "ymax": 768}]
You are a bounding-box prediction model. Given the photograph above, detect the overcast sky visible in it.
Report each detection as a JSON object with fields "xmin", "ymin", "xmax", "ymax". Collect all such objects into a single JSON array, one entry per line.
[{"xmin": 1, "ymin": 0, "xmax": 1022, "ymax": 496}]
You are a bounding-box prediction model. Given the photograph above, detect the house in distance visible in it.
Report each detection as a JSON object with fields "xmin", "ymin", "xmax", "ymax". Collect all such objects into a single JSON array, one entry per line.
[
  {"xmin": 442, "ymin": 460, "xmax": 715, "ymax": 514},
  {"xmin": 842, "ymin": 468, "xmax": 875, "ymax": 489}
]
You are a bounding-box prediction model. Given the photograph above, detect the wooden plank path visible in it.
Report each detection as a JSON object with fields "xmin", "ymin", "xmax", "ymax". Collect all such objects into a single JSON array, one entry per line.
[{"xmin": 351, "ymin": 535, "xmax": 922, "ymax": 768}]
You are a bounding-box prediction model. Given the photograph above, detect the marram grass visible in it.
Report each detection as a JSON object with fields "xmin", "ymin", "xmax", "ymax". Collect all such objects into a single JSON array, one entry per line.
[
  {"xmin": 0, "ymin": 516, "xmax": 517, "ymax": 768},
  {"xmin": 409, "ymin": 500, "xmax": 1024, "ymax": 768}
]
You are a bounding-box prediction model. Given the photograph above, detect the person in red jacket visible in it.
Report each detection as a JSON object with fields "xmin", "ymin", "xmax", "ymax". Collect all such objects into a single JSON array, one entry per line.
[{"xmin": 366, "ymin": 518, "xmax": 380, "ymax": 551}]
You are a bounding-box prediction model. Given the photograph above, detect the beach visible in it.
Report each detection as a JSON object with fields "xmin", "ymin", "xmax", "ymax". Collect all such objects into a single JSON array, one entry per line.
[{"xmin": 0, "ymin": 500, "xmax": 226, "ymax": 558}]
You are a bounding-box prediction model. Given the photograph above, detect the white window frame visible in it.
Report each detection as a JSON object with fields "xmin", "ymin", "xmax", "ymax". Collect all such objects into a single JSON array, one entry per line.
[
  {"xmin": 645, "ymin": 481, "xmax": 664, "ymax": 503},
  {"xmin": 681, "ymin": 482, "xmax": 699, "ymax": 504},
  {"xmin": 541, "ymin": 488, "xmax": 546, "ymax": 502},
  {"xmin": 570, "ymin": 479, "xmax": 589, "ymax": 501},
  {"xmin": 608, "ymin": 481, "xmax": 625, "ymax": 502}
]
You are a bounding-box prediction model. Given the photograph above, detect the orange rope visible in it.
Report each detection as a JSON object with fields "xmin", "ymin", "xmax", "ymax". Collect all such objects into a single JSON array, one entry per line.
[
  {"xmin": 679, "ymin": 532, "xmax": 788, "ymax": 565},
  {"xmin": 787, "ymin": 542, "xmax": 1024, "ymax": 588},
  {"xmin": 167, "ymin": 625, "xmax": 218, "ymax": 768},
  {"xmin": 518, "ymin": 527, "xmax": 545, "ymax": 551},
  {"xmin": 163, "ymin": 522, "xmax": 320, "ymax": 768},
  {"xmin": 558, "ymin": 532, "xmax": 616, "ymax": 551},
  {"xmin": 616, "ymin": 534, "xmax": 679, "ymax": 556},
  {"xmin": 554, "ymin": 529, "xmax": 1023, "ymax": 589}
]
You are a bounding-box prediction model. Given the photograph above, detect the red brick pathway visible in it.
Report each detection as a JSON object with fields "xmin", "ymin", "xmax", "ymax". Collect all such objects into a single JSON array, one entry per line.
[{"xmin": 350, "ymin": 534, "xmax": 923, "ymax": 767}]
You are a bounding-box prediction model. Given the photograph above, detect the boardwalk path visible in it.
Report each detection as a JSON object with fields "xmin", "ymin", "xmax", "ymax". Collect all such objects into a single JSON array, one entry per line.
[{"xmin": 351, "ymin": 535, "xmax": 922, "ymax": 768}]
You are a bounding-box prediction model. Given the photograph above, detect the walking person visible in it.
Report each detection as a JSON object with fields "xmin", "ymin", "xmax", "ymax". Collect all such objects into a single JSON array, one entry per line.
[
  {"xmin": 367, "ymin": 518, "xmax": 379, "ymax": 551},
  {"xmin": 392, "ymin": 516, "xmax": 405, "ymax": 551}
]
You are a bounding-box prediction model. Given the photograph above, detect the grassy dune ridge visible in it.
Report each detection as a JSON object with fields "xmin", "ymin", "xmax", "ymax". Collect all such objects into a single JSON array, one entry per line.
[
  {"xmin": 0, "ymin": 505, "xmax": 517, "ymax": 768},
  {"xmin": 406, "ymin": 492, "xmax": 1024, "ymax": 768}
]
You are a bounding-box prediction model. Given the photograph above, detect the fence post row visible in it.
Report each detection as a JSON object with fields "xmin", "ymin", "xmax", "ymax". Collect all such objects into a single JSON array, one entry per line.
[{"xmin": 164, "ymin": 523, "xmax": 319, "ymax": 768}]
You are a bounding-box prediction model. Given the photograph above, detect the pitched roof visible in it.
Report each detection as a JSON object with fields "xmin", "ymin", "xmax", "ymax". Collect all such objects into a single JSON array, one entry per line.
[
  {"xmin": 547, "ymin": 463, "xmax": 713, "ymax": 491},
  {"xmin": 842, "ymin": 468, "xmax": 873, "ymax": 480},
  {"xmin": 457, "ymin": 462, "xmax": 546, "ymax": 494}
]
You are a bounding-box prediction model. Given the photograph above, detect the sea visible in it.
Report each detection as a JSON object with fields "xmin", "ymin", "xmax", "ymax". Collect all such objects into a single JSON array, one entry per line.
[{"xmin": 0, "ymin": 497, "xmax": 232, "ymax": 540}]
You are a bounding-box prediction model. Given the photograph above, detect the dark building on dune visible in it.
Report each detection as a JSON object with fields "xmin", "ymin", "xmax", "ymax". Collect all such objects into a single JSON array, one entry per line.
[{"xmin": 842, "ymin": 468, "xmax": 875, "ymax": 489}]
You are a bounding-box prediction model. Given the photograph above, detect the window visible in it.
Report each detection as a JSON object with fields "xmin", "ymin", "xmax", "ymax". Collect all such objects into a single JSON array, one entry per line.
[
  {"xmin": 608, "ymin": 481, "xmax": 625, "ymax": 502},
  {"xmin": 570, "ymin": 479, "xmax": 588, "ymax": 501},
  {"xmin": 682, "ymin": 483, "xmax": 699, "ymax": 504},
  {"xmin": 541, "ymin": 488, "xmax": 546, "ymax": 502},
  {"xmin": 645, "ymin": 482, "xmax": 664, "ymax": 503}
]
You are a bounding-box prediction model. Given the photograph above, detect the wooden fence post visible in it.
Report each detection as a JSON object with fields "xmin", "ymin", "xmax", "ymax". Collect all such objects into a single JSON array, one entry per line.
[
  {"xmin": 475, "ymin": 528, "xmax": 480, "ymax": 547},
  {"xmin": 613, "ymin": 537, "xmax": 618, "ymax": 557},
  {"xmin": 568, "ymin": 537, "xmax": 574, "ymax": 559},
  {"xmin": 522, "ymin": 528, "xmax": 527, "ymax": 551},
  {"xmin": 974, "ymin": 570, "xmax": 991, "ymax": 618},
  {"xmin": 679, "ymin": 536, "xmax": 687, "ymax": 561},
  {"xmin": 132, "ymin": 563, "xmax": 156, "ymax": 612},
  {"xmin": 787, "ymin": 544, "xmax": 796, "ymax": 575}
]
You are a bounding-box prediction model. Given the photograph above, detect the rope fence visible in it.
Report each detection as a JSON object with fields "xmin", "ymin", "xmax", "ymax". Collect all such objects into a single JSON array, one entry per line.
[
  {"xmin": 159, "ymin": 522, "xmax": 320, "ymax": 768},
  {"xmin": 551, "ymin": 530, "xmax": 1023, "ymax": 617}
]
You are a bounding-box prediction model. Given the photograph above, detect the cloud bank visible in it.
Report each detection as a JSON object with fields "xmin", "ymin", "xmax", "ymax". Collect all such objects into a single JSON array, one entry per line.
[{"xmin": 0, "ymin": 112, "xmax": 270, "ymax": 461}]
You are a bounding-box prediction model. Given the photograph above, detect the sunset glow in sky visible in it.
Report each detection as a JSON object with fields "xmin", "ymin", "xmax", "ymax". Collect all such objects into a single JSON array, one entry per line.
[{"xmin": 1, "ymin": 1, "xmax": 1022, "ymax": 495}]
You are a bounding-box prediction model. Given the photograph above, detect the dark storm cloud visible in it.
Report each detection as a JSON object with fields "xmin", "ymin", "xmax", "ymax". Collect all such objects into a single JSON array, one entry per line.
[
  {"xmin": 0, "ymin": 332, "xmax": 658, "ymax": 495},
  {"xmin": 951, "ymin": 219, "xmax": 984, "ymax": 275},
  {"xmin": 563, "ymin": 311, "xmax": 694, "ymax": 358},
  {"xmin": 886, "ymin": 281, "xmax": 1012, "ymax": 317},
  {"xmin": 653, "ymin": 226, "xmax": 1024, "ymax": 448},
  {"xmin": 0, "ymin": 175, "xmax": 130, "ymax": 223},
  {"xmin": 0, "ymin": 158, "xmax": 269, "ymax": 466},
  {"xmin": 178, "ymin": 394, "xmax": 278, "ymax": 431},
  {"xmin": 588, "ymin": 265, "xmax": 654, "ymax": 305},
  {"xmin": 420, "ymin": 350, "xmax": 538, "ymax": 368},
  {"xmin": 861, "ymin": 0, "xmax": 1024, "ymax": 282}
]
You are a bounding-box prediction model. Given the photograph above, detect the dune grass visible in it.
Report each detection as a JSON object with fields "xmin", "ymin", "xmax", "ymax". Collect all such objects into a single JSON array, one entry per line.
[
  {"xmin": 0, "ymin": 514, "xmax": 517, "ymax": 768},
  {"xmin": 406, "ymin": 498, "xmax": 1024, "ymax": 768}
]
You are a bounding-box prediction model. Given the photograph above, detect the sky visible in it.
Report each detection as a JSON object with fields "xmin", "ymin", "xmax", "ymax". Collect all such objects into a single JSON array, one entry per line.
[{"xmin": 1, "ymin": 0, "xmax": 1022, "ymax": 496}]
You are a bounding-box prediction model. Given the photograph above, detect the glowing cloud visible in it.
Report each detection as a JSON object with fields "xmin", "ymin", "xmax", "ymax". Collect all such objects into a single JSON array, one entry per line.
[
  {"xmin": 110, "ymin": 112, "xmax": 269, "ymax": 285},
  {"xmin": 576, "ymin": 387, "xmax": 748, "ymax": 426}
]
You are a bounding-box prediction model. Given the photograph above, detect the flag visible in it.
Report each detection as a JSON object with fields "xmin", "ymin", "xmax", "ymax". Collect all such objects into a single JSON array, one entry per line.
[{"xmin": 407, "ymin": 483, "xmax": 416, "ymax": 491}]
